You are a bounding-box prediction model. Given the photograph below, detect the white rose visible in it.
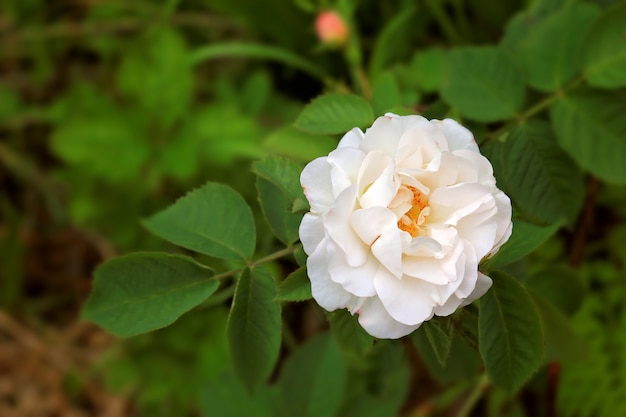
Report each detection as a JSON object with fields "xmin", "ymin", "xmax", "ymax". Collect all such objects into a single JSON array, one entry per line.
[{"xmin": 299, "ymin": 113, "xmax": 512, "ymax": 339}]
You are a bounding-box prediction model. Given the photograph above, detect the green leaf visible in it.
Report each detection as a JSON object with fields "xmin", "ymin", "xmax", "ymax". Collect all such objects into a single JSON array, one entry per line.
[
  {"xmin": 279, "ymin": 333, "xmax": 346, "ymax": 417},
  {"xmin": 263, "ymin": 126, "xmax": 337, "ymax": 162},
  {"xmin": 292, "ymin": 197, "xmax": 309, "ymax": 213},
  {"xmin": 338, "ymin": 341, "xmax": 411, "ymax": 417},
  {"xmin": 485, "ymin": 220, "xmax": 561, "ymax": 269},
  {"xmin": 550, "ymin": 90, "xmax": 626, "ymax": 184},
  {"xmin": 276, "ymin": 267, "xmax": 312, "ymax": 301},
  {"xmin": 294, "ymin": 93, "xmax": 374, "ymax": 135},
  {"xmin": 189, "ymin": 42, "xmax": 327, "ymax": 80},
  {"xmin": 441, "ymin": 46, "xmax": 525, "ymax": 122},
  {"xmin": 525, "ymin": 266, "xmax": 584, "ymax": 316},
  {"xmin": 520, "ymin": 4, "xmax": 599, "ymax": 91},
  {"xmin": 143, "ymin": 183, "xmax": 256, "ymax": 260},
  {"xmin": 370, "ymin": 72, "xmax": 403, "ymax": 116},
  {"xmin": 180, "ymin": 105, "xmax": 265, "ymax": 165},
  {"xmin": 156, "ymin": 132, "xmax": 200, "ymax": 181},
  {"xmin": 501, "ymin": 120, "xmax": 585, "ymax": 224},
  {"xmin": 51, "ymin": 115, "xmax": 149, "ymax": 182},
  {"xmin": 227, "ymin": 267, "xmax": 281, "ymax": 393},
  {"xmin": 409, "ymin": 47, "xmax": 445, "ymax": 93},
  {"xmin": 240, "ymin": 70, "xmax": 271, "ymax": 115},
  {"xmin": 256, "ymin": 176, "xmax": 300, "ymax": 244},
  {"xmin": 500, "ymin": 11, "xmax": 539, "ymax": 52},
  {"xmin": 253, "ymin": 155, "xmax": 305, "ymax": 245},
  {"xmin": 328, "ymin": 309, "xmax": 374, "ymax": 360},
  {"xmin": 294, "ymin": 246, "xmax": 307, "ymax": 267},
  {"xmin": 201, "ymin": 371, "xmax": 277, "ymax": 417},
  {"xmin": 583, "ymin": 1, "xmax": 626, "ymax": 88},
  {"xmin": 412, "ymin": 319, "xmax": 452, "ymax": 366},
  {"xmin": 81, "ymin": 252, "xmax": 218, "ymax": 338},
  {"xmin": 116, "ymin": 29, "xmax": 192, "ymax": 128},
  {"xmin": 479, "ymin": 271, "xmax": 544, "ymax": 393},
  {"xmin": 529, "ymin": 292, "xmax": 587, "ymax": 363},
  {"xmin": 415, "ymin": 322, "xmax": 483, "ymax": 383}
]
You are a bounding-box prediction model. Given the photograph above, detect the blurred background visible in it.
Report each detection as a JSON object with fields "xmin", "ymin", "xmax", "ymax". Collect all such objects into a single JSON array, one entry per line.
[{"xmin": 1, "ymin": 0, "xmax": 625, "ymax": 416}]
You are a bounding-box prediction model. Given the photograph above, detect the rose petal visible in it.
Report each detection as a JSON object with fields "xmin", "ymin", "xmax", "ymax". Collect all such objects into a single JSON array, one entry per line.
[
  {"xmin": 428, "ymin": 183, "xmax": 494, "ymax": 225},
  {"xmin": 401, "ymin": 235, "xmax": 443, "ymax": 257},
  {"xmin": 338, "ymin": 127, "xmax": 364, "ymax": 148},
  {"xmin": 357, "ymin": 297, "xmax": 419, "ymax": 339},
  {"xmin": 452, "ymin": 242, "xmax": 479, "ymax": 299},
  {"xmin": 431, "ymin": 118, "xmax": 479, "ymax": 153},
  {"xmin": 374, "ymin": 266, "xmax": 436, "ymax": 326},
  {"xmin": 349, "ymin": 206, "xmax": 398, "ymax": 245},
  {"xmin": 371, "ymin": 229, "xmax": 403, "ymax": 278},
  {"xmin": 327, "ymin": 147, "xmax": 366, "ymax": 197},
  {"xmin": 456, "ymin": 207, "xmax": 499, "ymax": 260},
  {"xmin": 327, "ymin": 240, "xmax": 377, "ymax": 297},
  {"xmin": 361, "ymin": 114, "xmax": 404, "ymax": 156},
  {"xmin": 488, "ymin": 190, "xmax": 513, "ymax": 257},
  {"xmin": 299, "ymin": 213, "xmax": 325, "ymax": 255},
  {"xmin": 396, "ymin": 120, "xmax": 449, "ymax": 163},
  {"xmin": 432, "ymin": 295, "xmax": 463, "ymax": 316},
  {"xmin": 459, "ymin": 272, "xmax": 493, "ymax": 307},
  {"xmin": 453, "ymin": 150, "xmax": 495, "ymax": 185},
  {"xmin": 402, "ymin": 253, "xmax": 457, "ymax": 285},
  {"xmin": 307, "ymin": 239, "xmax": 359, "ymax": 311},
  {"xmin": 357, "ymin": 151, "xmax": 397, "ymax": 209},
  {"xmin": 325, "ymin": 185, "xmax": 368, "ymax": 266},
  {"xmin": 301, "ymin": 157, "xmax": 334, "ymax": 214}
]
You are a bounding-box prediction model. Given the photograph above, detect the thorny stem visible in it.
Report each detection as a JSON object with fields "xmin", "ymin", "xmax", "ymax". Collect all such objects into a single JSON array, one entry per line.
[{"xmin": 457, "ymin": 373, "xmax": 490, "ymax": 417}]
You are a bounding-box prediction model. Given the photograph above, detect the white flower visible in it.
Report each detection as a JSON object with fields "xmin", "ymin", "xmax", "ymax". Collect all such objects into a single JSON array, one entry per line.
[{"xmin": 299, "ymin": 113, "xmax": 512, "ymax": 339}]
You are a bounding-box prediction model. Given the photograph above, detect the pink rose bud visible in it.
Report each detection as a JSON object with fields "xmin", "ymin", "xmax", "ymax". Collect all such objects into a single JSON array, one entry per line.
[{"xmin": 315, "ymin": 10, "xmax": 348, "ymax": 46}]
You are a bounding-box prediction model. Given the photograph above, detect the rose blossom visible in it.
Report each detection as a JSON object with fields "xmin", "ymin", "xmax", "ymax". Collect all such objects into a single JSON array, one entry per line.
[{"xmin": 299, "ymin": 113, "xmax": 512, "ymax": 339}]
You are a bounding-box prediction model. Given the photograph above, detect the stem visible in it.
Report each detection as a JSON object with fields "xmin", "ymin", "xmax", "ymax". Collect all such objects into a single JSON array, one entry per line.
[
  {"xmin": 486, "ymin": 95, "xmax": 556, "ymax": 140},
  {"xmin": 210, "ymin": 267, "xmax": 244, "ymax": 282},
  {"xmin": 343, "ymin": 18, "xmax": 371, "ymax": 98},
  {"xmin": 487, "ymin": 75, "xmax": 586, "ymax": 141},
  {"xmin": 0, "ymin": 143, "xmax": 67, "ymax": 225},
  {"xmin": 282, "ymin": 320, "xmax": 298, "ymax": 351},
  {"xmin": 452, "ymin": 0, "xmax": 471, "ymax": 41},
  {"xmin": 162, "ymin": 0, "xmax": 181, "ymax": 18},
  {"xmin": 210, "ymin": 244, "xmax": 301, "ymax": 282},
  {"xmin": 197, "ymin": 283, "xmax": 236, "ymax": 310},
  {"xmin": 425, "ymin": 0, "xmax": 462, "ymax": 44},
  {"xmin": 249, "ymin": 244, "xmax": 300, "ymax": 267},
  {"xmin": 569, "ymin": 177, "xmax": 599, "ymax": 267},
  {"xmin": 457, "ymin": 373, "xmax": 489, "ymax": 417},
  {"xmin": 0, "ymin": 13, "xmax": 241, "ymax": 44}
]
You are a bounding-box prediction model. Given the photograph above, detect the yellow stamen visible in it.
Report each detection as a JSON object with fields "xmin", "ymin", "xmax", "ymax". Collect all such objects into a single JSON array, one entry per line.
[{"xmin": 397, "ymin": 186, "xmax": 428, "ymax": 237}]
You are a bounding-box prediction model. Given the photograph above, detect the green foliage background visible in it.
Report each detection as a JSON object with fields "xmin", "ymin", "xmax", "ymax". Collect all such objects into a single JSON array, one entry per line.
[{"xmin": 1, "ymin": 0, "xmax": 626, "ymax": 416}]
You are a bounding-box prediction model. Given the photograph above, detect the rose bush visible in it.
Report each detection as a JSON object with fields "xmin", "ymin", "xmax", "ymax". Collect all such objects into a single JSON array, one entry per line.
[{"xmin": 299, "ymin": 113, "xmax": 512, "ymax": 339}]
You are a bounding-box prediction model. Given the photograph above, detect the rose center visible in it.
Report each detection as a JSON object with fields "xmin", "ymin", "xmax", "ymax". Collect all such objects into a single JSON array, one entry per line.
[{"xmin": 397, "ymin": 186, "xmax": 430, "ymax": 238}]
